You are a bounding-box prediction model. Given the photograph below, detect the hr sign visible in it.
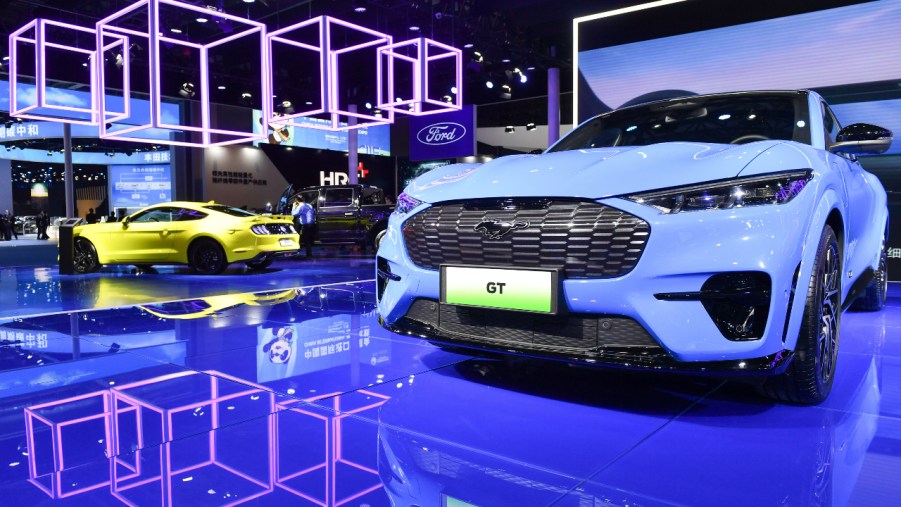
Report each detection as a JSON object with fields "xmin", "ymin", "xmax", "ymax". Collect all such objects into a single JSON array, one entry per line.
[{"xmin": 409, "ymin": 106, "xmax": 475, "ymax": 161}]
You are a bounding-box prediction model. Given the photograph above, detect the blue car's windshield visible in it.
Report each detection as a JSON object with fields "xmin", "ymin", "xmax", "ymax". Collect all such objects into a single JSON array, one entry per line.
[{"xmin": 550, "ymin": 93, "xmax": 810, "ymax": 152}]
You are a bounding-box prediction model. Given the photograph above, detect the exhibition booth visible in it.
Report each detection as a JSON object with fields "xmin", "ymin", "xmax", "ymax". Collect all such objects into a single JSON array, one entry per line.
[{"xmin": 0, "ymin": 1, "xmax": 899, "ymax": 505}]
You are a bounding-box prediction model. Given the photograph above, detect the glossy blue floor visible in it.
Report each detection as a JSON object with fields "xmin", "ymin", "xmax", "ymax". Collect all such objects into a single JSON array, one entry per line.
[{"xmin": 0, "ymin": 256, "xmax": 899, "ymax": 506}]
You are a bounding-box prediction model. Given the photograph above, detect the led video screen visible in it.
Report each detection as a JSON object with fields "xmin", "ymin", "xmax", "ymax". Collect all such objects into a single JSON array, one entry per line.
[
  {"xmin": 575, "ymin": 1, "xmax": 901, "ymax": 153},
  {"xmin": 251, "ymin": 110, "xmax": 391, "ymax": 156}
]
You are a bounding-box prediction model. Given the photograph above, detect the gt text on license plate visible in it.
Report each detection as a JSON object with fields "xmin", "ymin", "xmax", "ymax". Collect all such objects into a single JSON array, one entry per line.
[{"xmin": 440, "ymin": 265, "xmax": 558, "ymax": 314}]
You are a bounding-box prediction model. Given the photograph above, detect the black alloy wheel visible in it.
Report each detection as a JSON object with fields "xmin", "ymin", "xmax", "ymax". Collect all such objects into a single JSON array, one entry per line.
[
  {"xmin": 190, "ymin": 239, "xmax": 227, "ymax": 275},
  {"xmin": 760, "ymin": 225, "xmax": 840, "ymax": 404},
  {"xmin": 73, "ymin": 238, "xmax": 101, "ymax": 274}
]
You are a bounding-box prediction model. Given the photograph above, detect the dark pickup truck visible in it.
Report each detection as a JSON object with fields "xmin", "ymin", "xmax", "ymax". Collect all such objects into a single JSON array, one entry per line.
[{"xmin": 278, "ymin": 184, "xmax": 394, "ymax": 251}]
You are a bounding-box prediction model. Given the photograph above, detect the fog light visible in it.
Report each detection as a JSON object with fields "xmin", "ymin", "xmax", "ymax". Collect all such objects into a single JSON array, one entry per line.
[
  {"xmin": 655, "ymin": 272, "xmax": 771, "ymax": 341},
  {"xmin": 700, "ymin": 272, "xmax": 771, "ymax": 340}
]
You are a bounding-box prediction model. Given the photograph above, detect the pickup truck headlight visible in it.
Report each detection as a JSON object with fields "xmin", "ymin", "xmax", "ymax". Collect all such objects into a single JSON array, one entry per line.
[
  {"xmin": 625, "ymin": 170, "xmax": 812, "ymax": 214},
  {"xmin": 394, "ymin": 193, "xmax": 424, "ymax": 216}
]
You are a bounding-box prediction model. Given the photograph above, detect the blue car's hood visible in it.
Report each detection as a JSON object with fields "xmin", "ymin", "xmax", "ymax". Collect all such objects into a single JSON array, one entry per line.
[{"xmin": 406, "ymin": 141, "xmax": 787, "ymax": 202}]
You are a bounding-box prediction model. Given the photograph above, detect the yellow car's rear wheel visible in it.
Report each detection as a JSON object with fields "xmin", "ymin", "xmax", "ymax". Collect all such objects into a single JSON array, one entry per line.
[
  {"xmin": 189, "ymin": 238, "xmax": 228, "ymax": 275},
  {"xmin": 73, "ymin": 238, "xmax": 101, "ymax": 274}
]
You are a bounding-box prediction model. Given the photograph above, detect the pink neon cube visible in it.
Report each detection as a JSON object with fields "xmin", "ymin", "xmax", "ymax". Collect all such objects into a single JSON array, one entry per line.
[
  {"xmin": 266, "ymin": 16, "xmax": 393, "ymax": 131},
  {"xmin": 274, "ymin": 389, "xmax": 389, "ymax": 504},
  {"xmin": 24, "ymin": 391, "xmax": 113, "ymax": 498},
  {"xmin": 109, "ymin": 370, "xmax": 275, "ymax": 506},
  {"xmin": 8, "ymin": 19, "xmax": 99, "ymax": 125},
  {"xmin": 96, "ymin": 0, "xmax": 269, "ymax": 147},
  {"xmin": 378, "ymin": 37, "xmax": 463, "ymax": 116}
]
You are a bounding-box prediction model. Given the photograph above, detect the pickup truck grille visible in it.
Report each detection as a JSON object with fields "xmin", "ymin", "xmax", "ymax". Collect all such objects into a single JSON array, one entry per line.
[{"xmin": 402, "ymin": 199, "xmax": 650, "ymax": 278}]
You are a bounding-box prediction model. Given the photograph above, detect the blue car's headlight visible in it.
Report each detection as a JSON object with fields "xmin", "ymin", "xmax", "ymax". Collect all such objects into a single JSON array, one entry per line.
[
  {"xmin": 394, "ymin": 192, "xmax": 424, "ymax": 216},
  {"xmin": 625, "ymin": 170, "xmax": 812, "ymax": 214}
]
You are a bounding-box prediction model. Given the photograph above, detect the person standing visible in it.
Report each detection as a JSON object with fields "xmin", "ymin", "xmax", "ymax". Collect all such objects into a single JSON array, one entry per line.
[
  {"xmin": 3, "ymin": 210, "xmax": 17, "ymax": 240},
  {"xmin": 36, "ymin": 210, "xmax": 50, "ymax": 240},
  {"xmin": 108, "ymin": 211, "xmax": 118, "ymax": 223},
  {"xmin": 0, "ymin": 212, "xmax": 9, "ymax": 241},
  {"xmin": 86, "ymin": 208, "xmax": 98, "ymax": 224},
  {"xmin": 292, "ymin": 196, "xmax": 316, "ymax": 258}
]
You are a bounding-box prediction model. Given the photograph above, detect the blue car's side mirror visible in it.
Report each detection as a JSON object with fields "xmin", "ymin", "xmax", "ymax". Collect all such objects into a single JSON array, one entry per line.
[{"xmin": 830, "ymin": 123, "xmax": 892, "ymax": 156}]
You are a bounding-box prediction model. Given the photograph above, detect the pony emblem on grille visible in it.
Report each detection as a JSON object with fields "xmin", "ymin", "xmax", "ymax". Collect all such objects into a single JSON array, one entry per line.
[{"xmin": 473, "ymin": 219, "xmax": 530, "ymax": 239}]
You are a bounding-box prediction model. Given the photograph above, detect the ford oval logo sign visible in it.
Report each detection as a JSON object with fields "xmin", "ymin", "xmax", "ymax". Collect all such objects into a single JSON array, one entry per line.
[{"xmin": 416, "ymin": 122, "xmax": 466, "ymax": 146}]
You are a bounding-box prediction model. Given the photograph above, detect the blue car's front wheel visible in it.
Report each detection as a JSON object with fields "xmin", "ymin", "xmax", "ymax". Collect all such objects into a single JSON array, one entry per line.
[{"xmin": 761, "ymin": 225, "xmax": 840, "ymax": 404}]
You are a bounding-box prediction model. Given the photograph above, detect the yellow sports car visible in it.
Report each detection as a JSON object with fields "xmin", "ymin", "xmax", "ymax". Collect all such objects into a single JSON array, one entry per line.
[{"xmin": 71, "ymin": 201, "xmax": 299, "ymax": 274}]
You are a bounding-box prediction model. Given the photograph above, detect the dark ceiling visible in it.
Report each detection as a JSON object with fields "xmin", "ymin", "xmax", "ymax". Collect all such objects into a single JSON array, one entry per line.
[{"xmin": 0, "ymin": 0, "xmax": 639, "ymax": 108}]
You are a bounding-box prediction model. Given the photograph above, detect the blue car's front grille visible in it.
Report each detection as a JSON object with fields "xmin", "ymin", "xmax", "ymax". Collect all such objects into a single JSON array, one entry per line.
[{"xmin": 402, "ymin": 199, "xmax": 650, "ymax": 278}]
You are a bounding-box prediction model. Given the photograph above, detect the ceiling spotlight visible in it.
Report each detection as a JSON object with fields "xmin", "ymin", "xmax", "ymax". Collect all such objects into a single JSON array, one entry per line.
[
  {"xmin": 305, "ymin": 101, "xmax": 313, "ymax": 105},
  {"xmin": 114, "ymin": 53, "xmax": 124, "ymax": 69},
  {"xmin": 442, "ymin": 95, "xmax": 453, "ymax": 103},
  {"xmin": 472, "ymin": 51, "xmax": 483, "ymax": 63},
  {"xmin": 179, "ymin": 82, "xmax": 196, "ymax": 98},
  {"xmin": 242, "ymin": 0, "xmax": 255, "ymax": 3},
  {"xmin": 365, "ymin": 102, "xmax": 372, "ymax": 109},
  {"xmin": 241, "ymin": 92, "xmax": 252, "ymax": 99},
  {"xmin": 519, "ymin": 73, "xmax": 528, "ymax": 83},
  {"xmin": 196, "ymin": 17, "xmax": 208, "ymax": 23},
  {"xmin": 485, "ymin": 80, "xmax": 494, "ymax": 89},
  {"xmin": 463, "ymin": 43, "xmax": 474, "ymax": 49},
  {"xmin": 451, "ymin": 86, "xmax": 457, "ymax": 94},
  {"xmin": 217, "ymin": 85, "xmax": 226, "ymax": 90},
  {"xmin": 527, "ymin": 66, "xmax": 536, "ymax": 71},
  {"xmin": 501, "ymin": 58, "xmax": 511, "ymax": 63},
  {"xmin": 526, "ymin": 123, "xmax": 537, "ymax": 131},
  {"xmin": 82, "ymin": 62, "xmax": 88, "ymax": 67},
  {"xmin": 504, "ymin": 126, "xmax": 515, "ymax": 133},
  {"xmin": 170, "ymin": 28, "xmax": 183, "ymax": 34},
  {"xmin": 2, "ymin": 56, "xmax": 8, "ymax": 61},
  {"xmin": 409, "ymin": 25, "xmax": 420, "ymax": 31}
]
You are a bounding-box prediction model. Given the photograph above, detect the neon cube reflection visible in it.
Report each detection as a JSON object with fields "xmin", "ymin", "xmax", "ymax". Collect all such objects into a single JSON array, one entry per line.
[{"xmin": 109, "ymin": 370, "xmax": 275, "ymax": 506}]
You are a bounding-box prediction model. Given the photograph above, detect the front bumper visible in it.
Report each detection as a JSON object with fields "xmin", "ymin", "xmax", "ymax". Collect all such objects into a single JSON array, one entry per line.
[
  {"xmin": 377, "ymin": 191, "xmax": 818, "ymax": 368},
  {"xmin": 379, "ymin": 310, "xmax": 794, "ymax": 376}
]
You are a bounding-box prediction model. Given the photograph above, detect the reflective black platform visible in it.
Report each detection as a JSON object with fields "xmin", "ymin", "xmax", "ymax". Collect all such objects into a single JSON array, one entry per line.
[{"xmin": 0, "ymin": 258, "xmax": 898, "ymax": 505}]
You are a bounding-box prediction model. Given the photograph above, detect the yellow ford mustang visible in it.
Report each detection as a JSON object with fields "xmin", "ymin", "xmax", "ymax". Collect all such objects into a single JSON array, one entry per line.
[{"xmin": 71, "ymin": 202, "xmax": 299, "ymax": 274}]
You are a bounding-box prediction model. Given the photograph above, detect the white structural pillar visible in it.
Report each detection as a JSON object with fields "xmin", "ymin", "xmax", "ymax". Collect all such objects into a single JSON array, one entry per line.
[
  {"xmin": 348, "ymin": 104, "xmax": 359, "ymax": 184},
  {"xmin": 548, "ymin": 67, "xmax": 561, "ymax": 147}
]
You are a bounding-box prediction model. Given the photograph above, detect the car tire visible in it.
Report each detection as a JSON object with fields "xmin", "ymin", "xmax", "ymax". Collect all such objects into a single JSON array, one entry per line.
[
  {"xmin": 73, "ymin": 238, "xmax": 101, "ymax": 274},
  {"xmin": 760, "ymin": 225, "xmax": 840, "ymax": 405},
  {"xmin": 373, "ymin": 228, "xmax": 387, "ymax": 253},
  {"xmin": 189, "ymin": 238, "xmax": 228, "ymax": 275},
  {"xmin": 245, "ymin": 258, "xmax": 274, "ymax": 271},
  {"xmin": 850, "ymin": 234, "xmax": 887, "ymax": 312}
]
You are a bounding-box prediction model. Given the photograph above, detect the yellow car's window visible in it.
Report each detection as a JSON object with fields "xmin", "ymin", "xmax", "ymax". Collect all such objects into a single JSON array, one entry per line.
[{"xmin": 132, "ymin": 207, "xmax": 175, "ymax": 223}]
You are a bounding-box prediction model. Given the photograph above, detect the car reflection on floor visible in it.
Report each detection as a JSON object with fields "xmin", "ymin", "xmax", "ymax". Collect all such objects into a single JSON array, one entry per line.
[{"xmin": 0, "ymin": 281, "xmax": 898, "ymax": 505}]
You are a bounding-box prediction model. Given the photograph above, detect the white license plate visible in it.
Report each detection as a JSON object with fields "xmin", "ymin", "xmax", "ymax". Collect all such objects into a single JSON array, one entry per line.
[
  {"xmin": 279, "ymin": 238, "xmax": 293, "ymax": 247},
  {"xmin": 440, "ymin": 265, "xmax": 558, "ymax": 314}
]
